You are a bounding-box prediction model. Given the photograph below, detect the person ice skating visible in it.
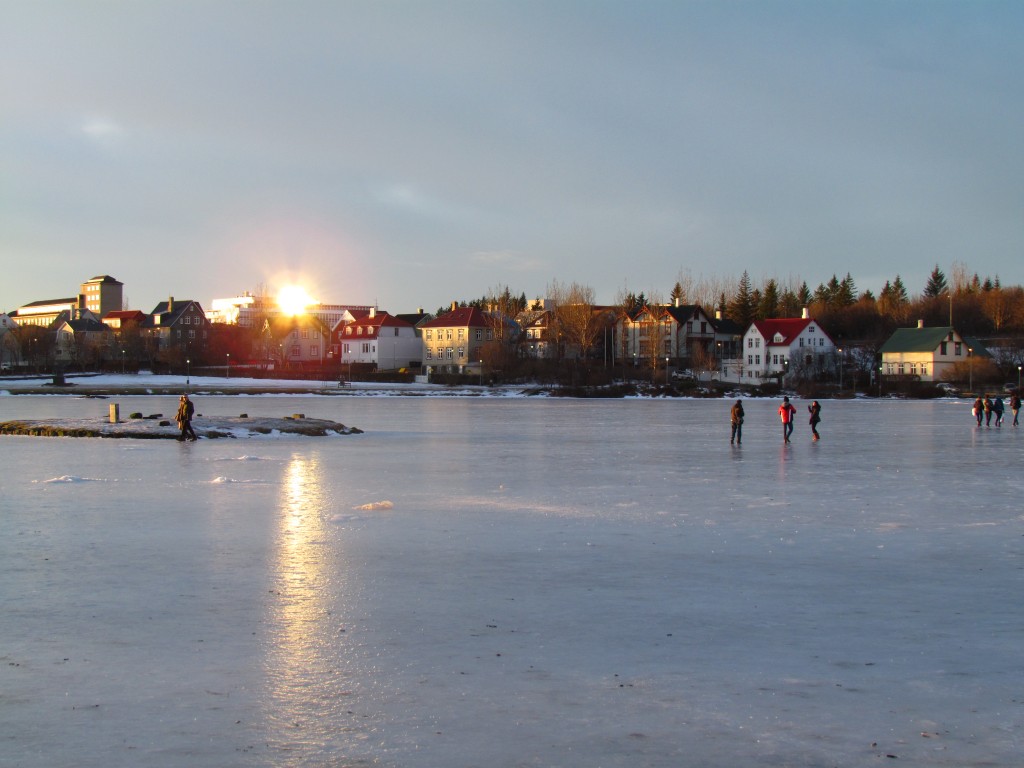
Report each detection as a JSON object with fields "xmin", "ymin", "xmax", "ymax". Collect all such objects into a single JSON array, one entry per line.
[
  {"xmin": 973, "ymin": 396, "xmax": 984, "ymax": 426},
  {"xmin": 1011, "ymin": 393, "xmax": 1021, "ymax": 426},
  {"xmin": 993, "ymin": 396, "xmax": 1004, "ymax": 427},
  {"xmin": 983, "ymin": 396, "xmax": 993, "ymax": 426},
  {"xmin": 176, "ymin": 394, "xmax": 197, "ymax": 441},
  {"xmin": 730, "ymin": 399, "xmax": 744, "ymax": 445},
  {"xmin": 808, "ymin": 400, "xmax": 822, "ymax": 441},
  {"xmin": 778, "ymin": 396, "xmax": 796, "ymax": 443}
]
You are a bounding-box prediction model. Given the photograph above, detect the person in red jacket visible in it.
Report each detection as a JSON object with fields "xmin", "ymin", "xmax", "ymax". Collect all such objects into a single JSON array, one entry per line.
[{"xmin": 778, "ymin": 396, "xmax": 796, "ymax": 443}]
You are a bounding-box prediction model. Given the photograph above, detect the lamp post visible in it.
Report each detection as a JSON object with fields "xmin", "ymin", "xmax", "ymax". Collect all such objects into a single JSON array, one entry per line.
[
  {"xmin": 186, "ymin": 358, "xmax": 191, "ymax": 389},
  {"xmin": 121, "ymin": 349, "xmax": 125, "ymax": 375},
  {"xmin": 878, "ymin": 365, "xmax": 883, "ymax": 397},
  {"xmin": 968, "ymin": 348, "xmax": 973, "ymax": 393},
  {"xmin": 226, "ymin": 352, "xmax": 230, "ymax": 379},
  {"xmin": 838, "ymin": 347, "xmax": 843, "ymax": 392},
  {"xmin": 1018, "ymin": 365, "xmax": 1021, "ymax": 391},
  {"xmin": 479, "ymin": 359, "xmax": 484, "ymax": 386},
  {"xmin": 665, "ymin": 356, "xmax": 670, "ymax": 385},
  {"xmin": 717, "ymin": 341, "xmax": 722, "ymax": 382}
]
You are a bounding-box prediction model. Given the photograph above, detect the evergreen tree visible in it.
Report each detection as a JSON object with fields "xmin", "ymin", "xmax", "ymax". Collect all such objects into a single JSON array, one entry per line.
[
  {"xmin": 670, "ymin": 281, "xmax": 684, "ymax": 305},
  {"xmin": 838, "ymin": 273, "xmax": 857, "ymax": 307},
  {"xmin": 758, "ymin": 279, "xmax": 780, "ymax": 319},
  {"xmin": 923, "ymin": 265, "xmax": 948, "ymax": 298},
  {"xmin": 779, "ymin": 287, "xmax": 801, "ymax": 317},
  {"xmin": 727, "ymin": 271, "xmax": 757, "ymax": 327},
  {"xmin": 797, "ymin": 282, "xmax": 812, "ymax": 307},
  {"xmin": 892, "ymin": 275, "xmax": 909, "ymax": 305}
]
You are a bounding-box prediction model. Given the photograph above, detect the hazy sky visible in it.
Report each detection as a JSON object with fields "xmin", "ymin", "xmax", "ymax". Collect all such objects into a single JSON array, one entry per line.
[{"xmin": 3, "ymin": 1, "xmax": 1023, "ymax": 314}]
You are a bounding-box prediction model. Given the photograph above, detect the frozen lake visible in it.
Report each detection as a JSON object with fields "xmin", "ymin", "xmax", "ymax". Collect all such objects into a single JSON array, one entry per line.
[{"xmin": 1, "ymin": 394, "xmax": 1022, "ymax": 767}]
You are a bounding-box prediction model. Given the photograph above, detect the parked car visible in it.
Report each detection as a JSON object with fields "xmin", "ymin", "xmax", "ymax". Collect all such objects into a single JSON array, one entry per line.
[
  {"xmin": 936, "ymin": 382, "xmax": 959, "ymax": 396},
  {"xmin": 1004, "ymin": 382, "xmax": 1019, "ymax": 394}
]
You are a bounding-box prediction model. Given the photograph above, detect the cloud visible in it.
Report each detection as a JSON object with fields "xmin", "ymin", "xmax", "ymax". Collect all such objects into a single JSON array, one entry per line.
[{"xmin": 79, "ymin": 116, "xmax": 126, "ymax": 143}]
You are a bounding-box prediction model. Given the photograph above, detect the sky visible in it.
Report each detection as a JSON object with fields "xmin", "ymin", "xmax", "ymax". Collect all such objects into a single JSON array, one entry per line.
[{"xmin": 2, "ymin": 0, "xmax": 1023, "ymax": 315}]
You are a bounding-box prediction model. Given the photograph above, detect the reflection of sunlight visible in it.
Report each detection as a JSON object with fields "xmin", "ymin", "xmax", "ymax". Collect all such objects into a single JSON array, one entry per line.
[{"xmin": 264, "ymin": 452, "xmax": 357, "ymax": 754}]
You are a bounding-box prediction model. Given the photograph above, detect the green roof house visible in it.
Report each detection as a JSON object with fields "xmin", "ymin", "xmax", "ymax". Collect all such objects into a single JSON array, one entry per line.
[{"xmin": 878, "ymin": 322, "xmax": 977, "ymax": 381}]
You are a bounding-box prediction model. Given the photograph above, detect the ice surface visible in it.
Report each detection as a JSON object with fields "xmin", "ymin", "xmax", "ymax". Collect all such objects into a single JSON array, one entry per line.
[{"xmin": 1, "ymin": 395, "xmax": 1022, "ymax": 767}]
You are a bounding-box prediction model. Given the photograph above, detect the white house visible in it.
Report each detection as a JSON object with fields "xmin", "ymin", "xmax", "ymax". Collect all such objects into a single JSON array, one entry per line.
[
  {"xmin": 336, "ymin": 309, "xmax": 421, "ymax": 371},
  {"xmin": 739, "ymin": 312, "xmax": 836, "ymax": 383}
]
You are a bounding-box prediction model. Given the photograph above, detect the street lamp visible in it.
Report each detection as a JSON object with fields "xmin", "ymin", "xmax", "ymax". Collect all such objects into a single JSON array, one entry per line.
[
  {"xmin": 968, "ymin": 347, "xmax": 973, "ymax": 393},
  {"xmin": 479, "ymin": 359, "xmax": 484, "ymax": 386},
  {"xmin": 838, "ymin": 347, "xmax": 843, "ymax": 392},
  {"xmin": 121, "ymin": 348, "xmax": 125, "ymax": 375},
  {"xmin": 226, "ymin": 352, "xmax": 230, "ymax": 379},
  {"xmin": 186, "ymin": 358, "xmax": 191, "ymax": 389},
  {"xmin": 878, "ymin": 365, "xmax": 883, "ymax": 397},
  {"xmin": 665, "ymin": 356, "xmax": 670, "ymax": 385},
  {"xmin": 1018, "ymin": 365, "xmax": 1021, "ymax": 391}
]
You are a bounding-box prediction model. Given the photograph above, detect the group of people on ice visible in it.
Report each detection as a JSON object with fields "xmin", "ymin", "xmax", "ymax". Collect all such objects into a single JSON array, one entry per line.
[
  {"xmin": 729, "ymin": 395, "xmax": 822, "ymax": 445},
  {"xmin": 973, "ymin": 393, "xmax": 1021, "ymax": 427}
]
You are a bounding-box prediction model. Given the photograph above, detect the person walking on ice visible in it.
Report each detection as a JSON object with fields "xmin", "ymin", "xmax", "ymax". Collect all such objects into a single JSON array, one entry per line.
[
  {"xmin": 808, "ymin": 400, "xmax": 822, "ymax": 441},
  {"xmin": 730, "ymin": 399, "xmax": 744, "ymax": 445},
  {"xmin": 176, "ymin": 394, "xmax": 197, "ymax": 441},
  {"xmin": 973, "ymin": 396, "xmax": 984, "ymax": 426},
  {"xmin": 1012, "ymin": 393, "xmax": 1021, "ymax": 426},
  {"xmin": 778, "ymin": 396, "xmax": 796, "ymax": 443}
]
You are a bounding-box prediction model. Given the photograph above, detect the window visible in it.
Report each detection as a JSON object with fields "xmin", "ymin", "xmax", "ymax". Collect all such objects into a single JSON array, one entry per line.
[
  {"xmin": 458, "ymin": 328, "xmax": 465, "ymax": 340},
  {"xmin": 755, "ymin": 338, "xmax": 760, "ymax": 348},
  {"xmin": 302, "ymin": 329, "xmax": 308, "ymax": 339},
  {"xmin": 819, "ymin": 338, "xmax": 824, "ymax": 347},
  {"xmin": 311, "ymin": 346, "xmax": 318, "ymax": 357},
  {"xmin": 458, "ymin": 347, "xmax": 464, "ymax": 359},
  {"xmin": 898, "ymin": 363, "xmax": 905, "ymax": 375},
  {"xmin": 808, "ymin": 325, "xmax": 815, "ymax": 333},
  {"xmin": 940, "ymin": 341, "xmax": 947, "ymax": 355},
  {"xmin": 426, "ymin": 349, "xmax": 432, "ymax": 360},
  {"xmin": 910, "ymin": 363, "xmax": 917, "ymax": 375},
  {"xmin": 955, "ymin": 342, "xmax": 962, "ymax": 356},
  {"xmin": 747, "ymin": 354, "xmax": 753, "ymax": 365},
  {"xmin": 476, "ymin": 329, "xmax": 483, "ymax": 341},
  {"xmin": 446, "ymin": 329, "xmax": 452, "ymax": 340},
  {"xmin": 188, "ymin": 330, "xmax": 195, "ymax": 339},
  {"xmin": 425, "ymin": 329, "xmax": 432, "ymax": 339},
  {"xmin": 755, "ymin": 355, "xmax": 760, "ymax": 365},
  {"xmin": 748, "ymin": 338, "xmax": 753, "ymax": 348},
  {"xmin": 486, "ymin": 329, "xmax": 493, "ymax": 341},
  {"xmin": 362, "ymin": 343, "xmax": 370, "ymax": 354},
  {"xmin": 291, "ymin": 345, "xmax": 300, "ymax": 356},
  {"xmin": 799, "ymin": 338, "xmax": 804, "ymax": 347},
  {"xmin": 183, "ymin": 316, "xmax": 190, "ymax": 325},
  {"xmin": 446, "ymin": 347, "xmax": 453, "ymax": 360},
  {"xmin": 687, "ymin": 321, "xmax": 693, "ymax": 333},
  {"xmin": 772, "ymin": 354, "xmax": 779, "ymax": 365},
  {"xmin": 700, "ymin": 322, "xmax": 707, "ymax": 334},
  {"xmin": 343, "ymin": 343, "xmax": 350, "ymax": 354},
  {"xmin": 394, "ymin": 328, "xmax": 399, "ymax": 336},
  {"xmin": 346, "ymin": 327, "xmax": 352, "ymax": 335}
]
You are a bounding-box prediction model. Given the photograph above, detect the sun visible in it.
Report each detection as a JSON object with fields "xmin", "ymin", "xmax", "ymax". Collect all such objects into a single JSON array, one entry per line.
[{"xmin": 277, "ymin": 285, "xmax": 315, "ymax": 316}]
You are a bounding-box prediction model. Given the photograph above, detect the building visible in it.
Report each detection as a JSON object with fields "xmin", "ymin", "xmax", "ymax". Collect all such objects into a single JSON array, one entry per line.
[
  {"xmin": 53, "ymin": 317, "xmax": 114, "ymax": 367},
  {"xmin": 79, "ymin": 275, "xmax": 123, "ymax": 318},
  {"xmin": 740, "ymin": 311, "xmax": 836, "ymax": 383},
  {"xmin": 420, "ymin": 304, "xmax": 493, "ymax": 374},
  {"xmin": 878, "ymin": 323, "xmax": 971, "ymax": 382},
  {"xmin": 663, "ymin": 303, "xmax": 717, "ymax": 365},
  {"xmin": 336, "ymin": 308, "xmax": 421, "ymax": 371},
  {"xmin": 145, "ymin": 297, "xmax": 210, "ymax": 358}
]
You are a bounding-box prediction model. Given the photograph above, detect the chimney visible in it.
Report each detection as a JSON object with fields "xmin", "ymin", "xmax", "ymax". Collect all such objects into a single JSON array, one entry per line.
[
  {"xmin": 801, "ymin": 306, "xmax": 809, "ymax": 319},
  {"xmin": 715, "ymin": 309, "xmax": 722, "ymax": 321},
  {"xmin": 917, "ymin": 319, "xmax": 924, "ymax": 329},
  {"xmin": 451, "ymin": 301, "xmax": 458, "ymax": 312},
  {"xmin": 674, "ymin": 296, "xmax": 679, "ymax": 308},
  {"xmin": 168, "ymin": 296, "xmax": 174, "ymax": 313},
  {"xmin": 369, "ymin": 307, "xmax": 376, "ymax": 318}
]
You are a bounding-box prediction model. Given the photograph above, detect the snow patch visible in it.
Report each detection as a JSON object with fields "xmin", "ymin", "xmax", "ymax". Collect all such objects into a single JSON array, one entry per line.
[
  {"xmin": 38, "ymin": 475, "xmax": 103, "ymax": 484},
  {"xmin": 353, "ymin": 500, "xmax": 394, "ymax": 511}
]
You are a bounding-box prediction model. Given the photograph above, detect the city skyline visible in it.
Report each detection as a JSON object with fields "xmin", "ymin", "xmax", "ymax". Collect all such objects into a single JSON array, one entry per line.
[{"xmin": 3, "ymin": 1, "xmax": 1023, "ymax": 314}]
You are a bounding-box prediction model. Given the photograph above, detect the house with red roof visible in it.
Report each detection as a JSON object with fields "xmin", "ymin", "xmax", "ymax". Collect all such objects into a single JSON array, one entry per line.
[
  {"xmin": 420, "ymin": 303, "xmax": 493, "ymax": 375},
  {"xmin": 335, "ymin": 308, "xmax": 421, "ymax": 372},
  {"xmin": 740, "ymin": 310, "xmax": 836, "ymax": 383}
]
